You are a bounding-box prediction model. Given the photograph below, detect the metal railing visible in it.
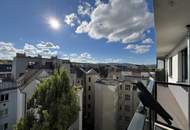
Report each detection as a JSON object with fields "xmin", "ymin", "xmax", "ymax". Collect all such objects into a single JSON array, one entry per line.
[
  {"xmin": 127, "ymin": 77, "xmax": 155, "ymax": 130},
  {"xmin": 155, "ymin": 81, "xmax": 190, "ymax": 130},
  {"xmin": 128, "ymin": 79, "xmax": 190, "ymax": 130}
]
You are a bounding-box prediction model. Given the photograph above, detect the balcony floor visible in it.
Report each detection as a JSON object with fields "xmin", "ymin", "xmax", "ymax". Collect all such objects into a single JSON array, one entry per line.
[{"xmin": 157, "ymin": 85, "xmax": 188, "ymax": 130}]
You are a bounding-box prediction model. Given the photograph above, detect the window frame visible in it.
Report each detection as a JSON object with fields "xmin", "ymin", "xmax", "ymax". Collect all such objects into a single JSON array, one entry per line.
[
  {"xmin": 181, "ymin": 48, "xmax": 188, "ymax": 82},
  {"xmin": 169, "ymin": 57, "xmax": 173, "ymax": 77}
]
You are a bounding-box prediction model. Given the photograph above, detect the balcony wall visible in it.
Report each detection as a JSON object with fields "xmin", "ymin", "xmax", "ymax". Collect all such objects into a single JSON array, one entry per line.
[
  {"xmin": 165, "ymin": 38, "xmax": 189, "ymax": 122},
  {"xmin": 157, "ymin": 84, "xmax": 188, "ymax": 130}
]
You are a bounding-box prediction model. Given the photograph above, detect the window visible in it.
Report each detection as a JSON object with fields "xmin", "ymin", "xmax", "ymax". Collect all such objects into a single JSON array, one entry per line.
[
  {"xmin": 169, "ymin": 57, "xmax": 172, "ymax": 76},
  {"xmin": 88, "ymin": 112, "xmax": 90, "ymax": 118},
  {"xmin": 0, "ymin": 95, "xmax": 4, "ymax": 102},
  {"xmin": 88, "ymin": 95, "xmax": 91, "ymax": 100},
  {"xmin": 125, "ymin": 94, "xmax": 130, "ymax": 100},
  {"xmin": 0, "ymin": 94, "xmax": 8, "ymax": 102},
  {"xmin": 119, "ymin": 115, "xmax": 122, "ymax": 120},
  {"xmin": 119, "ymin": 94, "xmax": 122, "ymax": 99},
  {"xmin": 181, "ymin": 48, "xmax": 188, "ymax": 82},
  {"xmin": 4, "ymin": 123, "xmax": 8, "ymax": 130},
  {"xmin": 125, "ymin": 84, "xmax": 130, "ymax": 90},
  {"xmin": 119, "ymin": 85, "xmax": 122, "ymax": 90},
  {"xmin": 119, "ymin": 106, "xmax": 122, "ymax": 110},
  {"xmin": 124, "ymin": 105, "xmax": 130, "ymax": 111},
  {"xmin": 88, "ymin": 77, "xmax": 91, "ymax": 82},
  {"xmin": 0, "ymin": 108, "xmax": 8, "ymax": 117},
  {"xmin": 77, "ymin": 80, "xmax": 80, "ymax": 83},
  {"xmin": 124, "ymin": 116, "xmax": 130, "ymax": 121},
  {"xmin": 88, "ymin": 104, "xmax": 91, "ymax": 109},
  {"xmin": 88, "ymin": 86, "xmax": 91, "ymax": 91}
]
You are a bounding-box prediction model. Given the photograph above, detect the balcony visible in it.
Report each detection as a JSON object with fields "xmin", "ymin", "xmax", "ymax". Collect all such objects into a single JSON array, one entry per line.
[
  {"xmin": 128, "ymin": 79, "xmax": 189, "ymax": 130},
  {"xmin": 157, "ymin": 83, "xmax": 188, "ymax": 130}
]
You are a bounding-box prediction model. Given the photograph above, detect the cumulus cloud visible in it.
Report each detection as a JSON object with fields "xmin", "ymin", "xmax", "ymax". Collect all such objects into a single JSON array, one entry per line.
[
  {"xmin": 24, "ymin": 43, "xmax": 58, "ymax": 58},
  {"xmin": 75, "ymin": 21, "xmax": 89, "ymax": 33},
  {"xmin": 61, "ymin": 52, "xmax": 123, "ymax": 63},
  {"xmin": 36, "ymin": 41, "xmax": 60, "ymax": 49},
  {"xmin": 95, "ymin": 0, "xmax": 103, "ymax": 6},
  {"xmin": 0, "ymin": 41, "xmax": 60, "ymax": 60},
  {"xmin": 124, "ymin": 44, "xmax": 151, "ymax": 54},
  {"xmin": 75, "ymin": 0, "xmax": 154, "ymax": 44},
  {"xmin": 78, "ymin": 2, "xmax": 93, "ymax": 16},
  {"xmin": 64, "ymin": 13, "xmax": 80, "ymax": 27},
  {"xmin": 62, "ymin": 52, "xmax": 96, "ymax": 63},
  {"xmin": 142, "ymin": 38, "xmax": 154, "ymax": 44},
  {"xmin": 0, "ymin": 42, "xmax": 17, "ymax": 60}
]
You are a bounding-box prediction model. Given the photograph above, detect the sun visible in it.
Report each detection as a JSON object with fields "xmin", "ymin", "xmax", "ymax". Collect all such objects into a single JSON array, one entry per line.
[{"xmin": 48, "ymin": 17, "xmax": 61, "ymax": 30}]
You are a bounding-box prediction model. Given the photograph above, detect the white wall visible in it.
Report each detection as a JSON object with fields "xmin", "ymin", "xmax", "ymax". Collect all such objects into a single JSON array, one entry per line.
[
  {"xmin": 169, "ymin": 85, "xmax": 189, "ymax": 120},
  {"xmin": 166, "ymin": 38, "xmax": 189, "ymax": 121},
  {"xmin": 0, "ymin": 89, "xmax": 18, "ymax": 130},
  {"xmin": 167, "ymin": 38, "xmax": 188, "ymax": 83},
  {"xmin": 95, "ymin": 83, "xmax": 118, "ymax": 130}
]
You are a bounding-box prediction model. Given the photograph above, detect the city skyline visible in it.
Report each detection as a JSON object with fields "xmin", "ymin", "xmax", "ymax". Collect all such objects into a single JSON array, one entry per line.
[{"xmin": 0, "ymin": 0, "xmax": 156, "ymax": 64}]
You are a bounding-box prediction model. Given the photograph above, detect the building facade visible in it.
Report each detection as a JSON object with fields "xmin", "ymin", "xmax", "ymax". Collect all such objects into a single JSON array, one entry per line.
[
  {"xmin": 94, "ymin": 76, "xmax": 147, "ymax": 130},
  {"xmin": 83, "ymin": 69, "xmax": 99, "ymax": 130}
]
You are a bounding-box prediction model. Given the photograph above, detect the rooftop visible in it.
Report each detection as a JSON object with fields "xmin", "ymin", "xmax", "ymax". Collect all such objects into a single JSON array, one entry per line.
[{"xmin": 96, "ymin": 79, "xmax": 121, "ymax": 86}]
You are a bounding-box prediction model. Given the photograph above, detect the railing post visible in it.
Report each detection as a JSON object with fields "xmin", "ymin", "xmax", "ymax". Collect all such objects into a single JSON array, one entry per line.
[
  {"xmin": 149, "ymin": 108, "xmax": 152, "ymax": 130},
  {"xmin": 154, "ymin": 82, "xmax": 157, "ymax": 123},
  {"xmin": 186, "ymin": 25, "xmax": 190, "ymax": 130}
]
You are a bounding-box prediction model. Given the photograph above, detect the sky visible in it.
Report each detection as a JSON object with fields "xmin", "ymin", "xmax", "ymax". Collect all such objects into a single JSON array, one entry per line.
[{"xmin": 0, "ymin": 0, "xmax": 156, "ymax": 64}]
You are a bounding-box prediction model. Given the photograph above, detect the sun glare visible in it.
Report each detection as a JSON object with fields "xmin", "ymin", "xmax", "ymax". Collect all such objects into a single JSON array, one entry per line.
[{"xmin": 48, "ymin": 17, "xmax": 61, "ymax": 30}]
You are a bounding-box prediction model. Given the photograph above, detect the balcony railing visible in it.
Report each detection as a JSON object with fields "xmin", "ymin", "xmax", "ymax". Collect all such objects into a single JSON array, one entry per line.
[{"xmin": 128, "ymin": 79, "xmax": 190, "ymax": 130}]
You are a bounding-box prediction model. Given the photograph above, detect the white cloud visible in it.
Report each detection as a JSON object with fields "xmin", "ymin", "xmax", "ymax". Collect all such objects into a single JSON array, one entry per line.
[
  {"xmin": 62, "ymin": 52, "xmax": 96, "ymax": 63},
  {"xmin": 75, "ymin": 21, "xmax": 89, "ymax": 33},
  {"xmin": 78, "ymin": 2, "xmax": 93, "ymax": 16},
  {"xmin": 0, "ymin": 42, "xmax": 17, "ymax": 60},
  {"xmin": 36, "ymin": 41, "xmax": 60, "ymax": 49},
  {"xmin": 95, "ymin": 0, "xmax": 103, "ymax": 6},
  {"xmin": 125, "ymin": 44, "xmax": 151, "ymax": 54},
  {"xmin": 64, "ymin": 13, "xmax": 80, "ymax": 27},
  {"xmin": 24, "ymin": 43, "xmax": 58, "ymax": 58},
  {"xmin": 0, "ymin": 41, "xmax": 60, "ymax": 60},
  {"xmin": 75, "ymin": 0, "xmax": 154, "ymax": 44},
  {"xmin": 61, "ymin": 52, "xmax": 123, "ymax": 63},
  {"xmin": 142, "ymin": 38, "xmax": 154, "ymax": 44},
  {"xmin": 23, "ymin": 43, "xmax": 38, "ymax": 56}
]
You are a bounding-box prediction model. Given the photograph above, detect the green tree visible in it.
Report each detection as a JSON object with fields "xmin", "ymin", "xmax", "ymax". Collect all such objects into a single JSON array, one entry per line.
[{"xmin": 14, "ymin": 68, "xmax": 80, "ymax": 130}]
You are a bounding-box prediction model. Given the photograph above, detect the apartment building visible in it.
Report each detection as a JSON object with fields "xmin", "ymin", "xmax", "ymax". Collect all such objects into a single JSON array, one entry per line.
[
  {"xmin": 0, "ymin": 64, "xmax": 12, "ymax": 80},
  {"xmin": 94, "ymin": 78, "xmax": 142, "ymax": 130},
  {"xmin": 0, "ymin": 53, "xmax": 85, "ymax": 130},
  {"xmin": 12, "ymin": 53, "xmax": 71, "ymax": 80},
  {"xmin": 95, "ymin": 79, "xmax": 119, "ymax": 130},
  {"xmin": 0, "ymin": 82, "xmax": 17, "ymax": 130},
  {"xmin": 83, "ymin": 69, "xmax": 100, "ymax": 130},
  {"xmin": 117, "ymin": 79, "xmax": 139, "ymax": 130}
]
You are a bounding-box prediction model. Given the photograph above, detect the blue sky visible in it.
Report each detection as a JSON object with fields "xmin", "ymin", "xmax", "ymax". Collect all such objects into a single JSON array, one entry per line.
[{"xmin": 0, "ymin": 0, "xmax": 156, "ymax": 64}]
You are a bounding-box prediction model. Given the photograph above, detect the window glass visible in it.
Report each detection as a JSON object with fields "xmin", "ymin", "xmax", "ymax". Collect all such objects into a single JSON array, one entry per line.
[
  {"xmin": 169, "ymin": 57, "xmax": 172, "ymax": 76},
  {"xmin": 5, "ymin": 94, "xmax": 8, "ymax": 101}
]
